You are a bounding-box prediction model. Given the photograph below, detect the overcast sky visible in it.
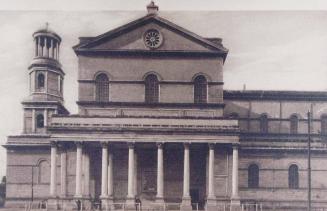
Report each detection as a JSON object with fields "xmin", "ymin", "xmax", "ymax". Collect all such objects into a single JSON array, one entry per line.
[{"xmin": 0, "ymin": 0, "xmax": 327, "ymax": 178}]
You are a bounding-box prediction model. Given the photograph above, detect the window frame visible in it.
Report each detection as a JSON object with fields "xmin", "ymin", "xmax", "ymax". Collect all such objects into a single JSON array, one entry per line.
[
  {"xmin": 248, "ymin": 164, "xmax": 259, "ymax": 188},
  {"xmin": 259, "ymin": 114, "xmax": 268, "ymax": 133},
  {"xmin": 288, "ymin": 164, "xmax": 299, "ymax": 189},
  {"xmin": 95, "ymin": 73, "xmax": 109, "ymax": 102},
  {"xmin": 36, "ymin": 114, "xmax": 44, "ymax": 128},
  {"xmin": 36, "ymin": 72, "xmax": 45, "ymax": 90},
  {"xmin": 321, "ymin": 115, "xmax": 327, "ymax": 135},
  {"xmin": 290, "ymin": 114, "xmax": 299, "ymax": 134},
  {"xmin": 194, "ymin": 75, "xmax": 208, "ymax": 104},
  {"xmin": 144, "ymin": 74, "xmax": 159, "ymax": 103}
]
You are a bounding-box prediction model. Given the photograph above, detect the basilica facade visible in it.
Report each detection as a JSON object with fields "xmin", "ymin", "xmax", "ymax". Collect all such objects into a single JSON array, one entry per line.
[{"xmin": 4, "ymin": 2, "xmax": 327, "ymax": 211}]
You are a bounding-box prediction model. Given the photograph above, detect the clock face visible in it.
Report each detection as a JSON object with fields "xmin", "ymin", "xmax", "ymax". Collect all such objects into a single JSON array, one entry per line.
[{"xmin": 144, "ymin": 29, "xmax": 163, "ymax": 49}]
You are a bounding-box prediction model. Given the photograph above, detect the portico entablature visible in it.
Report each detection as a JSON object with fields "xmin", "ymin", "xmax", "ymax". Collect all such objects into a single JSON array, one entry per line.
[
  {"xmin": 49, "ymin": 133, "xmax": 240, "ymax": 145},
  {"xmin": 49, "ymin": 116, "xmax": 239, "ymax": 133}
]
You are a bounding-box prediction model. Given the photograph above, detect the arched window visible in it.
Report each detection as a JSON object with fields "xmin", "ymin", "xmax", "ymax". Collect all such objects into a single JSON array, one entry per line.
[
  {"xmin": 194, "ymin": 75, "xmax": 207, "ymax": 104},
  {"xmin": 95, "ymin": 73, "xmax": 109, "ymax": 102},
  {"xmin": 145, "ymin": 74, "xmax": 159, "ymax": 103},
  {"xmin": 290, "ymin": 114, "xmax": 299, "ymax": 134},
  {"xmin": 260, "ymin": 114, "xmax": 268, "ymax": 133},
  {"xmin": 38, "ymin": 160, "xmax": 50, "ymax": 184},
  {"xmin": 36, "ymin": 114, "xmax": 44, "ymax": 128},
  {"xmin": 321, "ymin": 115, "xmax": 327, "ymax": 135},
  {"xmin": 248, "ymin": 164, "xmax": 259, "ymax": 188},
  {"xmin": 37, "ymin": 73, "xmax": 45, "ymax": 89},
  {"xmin": 288, "ymin": 164, "xmax": 299, "ymax": 189}
]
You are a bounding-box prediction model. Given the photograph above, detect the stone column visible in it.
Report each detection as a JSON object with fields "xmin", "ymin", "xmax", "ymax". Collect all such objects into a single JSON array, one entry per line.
[
  {"xmin": 35, "ymin": 37, "xmax": 38, "ymax": 57},
  {"xmin": 50, "ymin": 142, "xmax": 57, "ymax": 197},
  {"xmin": 108, "ymin": 149, "xmax": 114, "ymax": 197},
  {"xmin": 134, "ymin": 151, "xmax": 138, "ymax": 197},
  {"xmin": 42, "ymin": 37, "xmax": 46, "ymax": 57},
  {"xmin": 60, "ymin": 148, "xmax": 67, "ymax": 197},
  {"xmin": 156, "ymin": 143, "xmax": 164, "ymax": 202},
  {"xmin": 75, "ymin": 142, "xmax": 83, "ymax": 198},
  {"xmin": 206, "ymin": 143, "xmax": 217, "ymax": 211},
  {"xmin": 38, "ymin": 37, "xmax": 42, "ymax": 56},
  {"xmin": 45, "ymin": 37, "xmax": 49, "ymax": 57},
  {"xmin": 101, "ymin": 142, "xmax": 108, "ymax": 199},
  {"xmin": 181, "ymin": 143, "xmax": 191, "ymax": 211},
  {"xmin": 83, "ymin": 151, "xmax": 90, "ymax": 196},
  {"xmin": 126, "ymin": 143, "xmax": 135, "ymax": 203},
  {"xmin": 43, "ymin": 109, "xmax": 48, "ymax": 127},
  {"xmin": 48, "ymin": 142, "xmax": 58, "ymax": 210},
  {"xmin": 231, "ymin": 144, "xmax": 240, "ymax": 205},
  {"xmin": 32, "ymin": 109, "xmax": 36, "ymax": 133},
  {"xmin": 51, "ymin": 39, "xmax": 54, "ymax": 59},
  {"xmin": 207, "ymin": 144, "xmax": 216, "ymax": 199}
]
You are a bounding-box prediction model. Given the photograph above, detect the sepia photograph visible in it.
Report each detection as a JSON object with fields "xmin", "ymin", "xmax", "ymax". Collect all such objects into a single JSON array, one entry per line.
[{"xmin": 0, "ymin": 0, "xmax": 327, "ymax": 210}]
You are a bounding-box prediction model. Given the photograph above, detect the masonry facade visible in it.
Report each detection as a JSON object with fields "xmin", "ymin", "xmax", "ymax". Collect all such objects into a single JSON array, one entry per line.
[{"xmin": 4, "ymin": 3, "xmax": 327, "ymax": 211}]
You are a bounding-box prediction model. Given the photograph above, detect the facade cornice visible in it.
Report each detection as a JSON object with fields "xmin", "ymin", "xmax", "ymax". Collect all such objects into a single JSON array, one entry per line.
[
  {"xmin": 76, "ymin": 101, "xmax": 225, "ymax": 109},
  {"xmin": 239, "ymin": 132, "xmax": 327, "ymax": 142},
  {"xmin": 21, "ymin": 100, "xmax": 70, "ymax": 114},
  {"xmin": 78, "ymin": 79, "xmax": 224, "ymax": 86},
  {"xmin": 74, "ymin": 49, "xmax": 226, "ymax": 58},
  {"xmin": 224, "ymin": 90, "xmax": 327, "ymax": 101}
]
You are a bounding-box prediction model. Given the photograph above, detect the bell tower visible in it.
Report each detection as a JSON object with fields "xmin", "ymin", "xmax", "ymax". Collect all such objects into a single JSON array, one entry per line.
[{"xmin": 22, "ymin": 24, "xmax": 69, "ymax": 134}]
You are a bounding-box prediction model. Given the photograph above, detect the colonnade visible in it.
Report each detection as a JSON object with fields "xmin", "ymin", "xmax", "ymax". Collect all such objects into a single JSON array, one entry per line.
[
  {"xmin": 49, "ymin": 141, "xmax": 240, "ymax": 207},
  {"xmin": 34, "ymin": 36, "xmax": 60, "ymax": 59}
]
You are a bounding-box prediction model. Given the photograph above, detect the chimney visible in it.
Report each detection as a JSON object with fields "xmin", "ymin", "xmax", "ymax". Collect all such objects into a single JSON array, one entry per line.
[{"xmin": 147, "ymin": 1, "xmax": 159, "ymax": 15}]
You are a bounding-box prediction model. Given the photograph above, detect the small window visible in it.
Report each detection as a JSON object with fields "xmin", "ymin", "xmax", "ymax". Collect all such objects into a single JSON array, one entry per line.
[
  {"xmin": 194, "ymin": 75, "xmax": 207, "ymax": 104},
  {"xmin": 260, "ymin": 114, "xmax": 268, "ymax": 133},
  {"xmin": 145, "ymin": 74, "xmax": 159, "ymax": 103},
  {"xmin": 288, "ymin": 164, "xmax": 299, "ymax": 189},
  {"xmin": 36, "ymin": 114, "xmax": 44, "ymax": 128},
  {"xmin": 38, "ymin": 160, "xmax": 50, "ymax": 184},
  {"xmin": 37, "ymin": 73, "xmax": 45, "ymax": 89},
  {"xmin": 95, "ymin": 73, "xmax": 109, "ymax": 102},
  {"xmin": 248, "ymin": 164, "xmax": 259, "ymax": 188},
  {"xmin": 290, "ymin": 114, "xmax": 299, "ymax": 134},
  {"xmin": 321, "ymin": 115, "xmax": 327, "ymax": 135}
]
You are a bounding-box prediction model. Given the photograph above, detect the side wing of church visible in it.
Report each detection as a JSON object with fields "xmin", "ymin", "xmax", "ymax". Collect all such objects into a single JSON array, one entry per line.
[{"xmin": 4, "ymin": 2, "xmax": 327, "ymax": 211}]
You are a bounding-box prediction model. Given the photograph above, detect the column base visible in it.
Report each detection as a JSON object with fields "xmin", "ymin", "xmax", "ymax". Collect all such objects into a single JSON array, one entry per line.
[
  {"xmin": 155, "ymin": 197, "xmax": 165, "ymax": 210},
  {"xmin": 230, "ymin": 197, "xmax": 241, "ymax": 211},
  {"xmin": 181, "ymin": 196, "xmax": 192, "ymax": 211},
  {"xmin": 206, "ymin": 197, "xmax": 217, "ymax": 211},
  {"xmin": 155, "ymin": 196, "xmax": 164, "ymax": 203},
  {"xmin": 47, "ymin": 197, "xmax": 58, "ymax": 210},
  {"xmin": 73, "ymin": 195, "xmax": 84, "ymax": 211},
  {"xmin": 125, "ymin": 196, "xmax": 136, "ymax": 210},
  {"xmin": 100, "ymin": 195, "xmax": 109, "ymax": 210}
]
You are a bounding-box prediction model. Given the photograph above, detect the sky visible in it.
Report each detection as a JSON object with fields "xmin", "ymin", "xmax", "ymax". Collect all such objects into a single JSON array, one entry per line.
[{"xmin": 0, "ymin": 0, "xmax": 327, "ymax": 178}]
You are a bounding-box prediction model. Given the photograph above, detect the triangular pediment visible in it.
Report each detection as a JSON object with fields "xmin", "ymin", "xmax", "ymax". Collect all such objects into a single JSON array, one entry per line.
[{"xmin": 73, "ymin": 14, "xmax": 228, "ymax": 58}]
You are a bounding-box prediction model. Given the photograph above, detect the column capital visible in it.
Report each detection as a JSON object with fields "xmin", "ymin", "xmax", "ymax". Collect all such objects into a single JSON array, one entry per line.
[
  {"xmin": 101, "ymin": 142, "xmax": 108, "ymax": 148},
  {"xmin": 57, "ymin": 142, "xmax": 68, "ymax": 151},
  {"xmin": 50, "ymin": 141, "xmax": 58, "ymax": 148},
  {"xmin": 127, "ymin": 142, "xmax": 135, "ymax": 149},
  {"xmin": 156, "ymin": 142, "xmax": 164, "ymax": 148},
  {"xmin": 183, "ymin": 142, "xmax": 191, "ymax": 148},
  {"xmin": 208, "ymin": 143, "xmax": 215, "ymax": 149},
  {"xmin": 232, "ymin": 143, "xmax": 240, "ymax": 149},
  {"xmin": 75, "ymin": 141, "xmax": 84, "ymax": 148}
]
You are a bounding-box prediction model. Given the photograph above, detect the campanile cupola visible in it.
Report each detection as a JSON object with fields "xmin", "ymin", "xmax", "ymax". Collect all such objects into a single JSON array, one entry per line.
[{"xmin": 28, "ymin": 23, "xmax": 64, "ymax": 102}]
